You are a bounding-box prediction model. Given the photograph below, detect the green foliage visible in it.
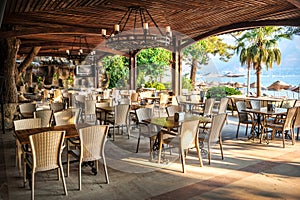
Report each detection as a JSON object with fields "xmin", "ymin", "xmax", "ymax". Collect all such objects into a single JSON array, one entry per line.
[
  {"xmin": 137, "ymin": 48, "xmax": 171, "ymax": 86},
  {"xmin": 206, "ymin": 86, "xmax": 241, "ymax": 100},
  {"xmin": 37, "ymin": 76, "xmax": 43, "ymax": 85},
  {"xmin": 144, "ymin": 81, "xmax": 166, "ymax": 90},
  {"xmin": 101, "ymin": 55, "xmax": 129, "ymax": 89},
  {"xmin": 182, "ymin": 74, "xmax": 193, "ymax": 91}
]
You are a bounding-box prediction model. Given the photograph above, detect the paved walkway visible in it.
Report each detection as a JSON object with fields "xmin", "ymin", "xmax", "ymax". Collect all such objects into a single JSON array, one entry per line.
[{"xmin": 1, "ymin": 115, "xmax": 300, "ymax": 200}]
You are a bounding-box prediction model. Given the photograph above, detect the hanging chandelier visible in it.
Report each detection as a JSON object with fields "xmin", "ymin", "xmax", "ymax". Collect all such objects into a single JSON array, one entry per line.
[
  {"xmin": 101, "ymin": 6, "xmax": 172, "ymax": 51},
  {"xmin": 66, "ymin": 35, "xmax": 95, "ymax": 63}
]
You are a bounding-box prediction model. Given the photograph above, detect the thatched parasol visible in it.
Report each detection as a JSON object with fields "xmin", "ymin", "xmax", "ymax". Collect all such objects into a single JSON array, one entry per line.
[{"xmin": 267, "ymin": 80, "xmax": 290, "ymax": 91}]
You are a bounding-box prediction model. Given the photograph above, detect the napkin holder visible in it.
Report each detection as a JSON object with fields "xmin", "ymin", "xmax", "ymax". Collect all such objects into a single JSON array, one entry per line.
[{"xmin": 174, "ymin": 112, "xmax": 185, "ymax": 122}]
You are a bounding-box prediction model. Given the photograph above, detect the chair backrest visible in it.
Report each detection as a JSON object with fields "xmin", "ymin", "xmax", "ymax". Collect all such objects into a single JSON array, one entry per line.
[
  {"xmin": 159, "ymin": 93, "xmax": 169, "ymax": 105},
  {"xmin": 176, "ymin": 95, "xmax": 186, "ymax": 104},
  {"xmin": 50, "ymin": 102, "xmax": 65, "ymax": 113},
  {"xmin": 203, "ymin": 98, "xmax": 215, "ymax": 116},
  {"xmin": 208, "ymin": 113, "xmax": 227, "ymax": 144},
  {"xmin": 235, "ymin": 101, "xmax": 249, "ymax": 121},
  {"xmin": 29, "ymin": 131, "xmax": 65, "ymax": 171},
  {"xmin": 14, "ymin": 118, "xmax": 41, "ymax": 130},
  {"xmin": 79, "ymin": 125, "xmax": 109, "ymax": 162},
  {"xmin": 136, "ymin": 108, "xmax": 153, "ymax": 123},
  {"xmin": 190, "ymin": 94, "xmax": 200, "ymax": 102},
  {"xmin": 34, "ymin": 109, "xmax": 53, "ymax": 127},
  {"xmin": 75, "ymin": 95, "xmax": 86, "ymax": 103},
  {"xmin": 85, "ymin": 100, "xmax": 96, "ymax": 115},
  {"xmin": 166, "ymin": 105, "xmax": 180, "ymax": 116},
  {"xmin": 217, "ymin": 98, "xmax": 229, "ymax": 114},
  {"xmin": 54, "ymin": 108, "xmax": 80, "ymax": 126},
  {"xmin": 119, "ymin": 97, "xmax": 130, "ymax": 105},
  {"xmin": 294, "ymin": 107, "xmax": 300, "ymax": 128},
  {"xmin": 114, "ymin": 104, "xmax": 130, "ymax": 125},
  {"xmin": 283, "ymin": 107, "xmax": 297, "ymax": 131},
  {"xmin": 130, "ymin": 93, "xmax": 139, "ymax": 102},
  {"xmin": 250, "ymin": 100, "xmax": 261, "ymax": 109},
  {"xmin": 280, "ymin": 99, "xmax": 296, "ymax": 108},
  {"xmin": 179, "ymin": 120, "xmax": 200, "ymax": 150},
  {"xmin": 294, "ymin": 100, "xmax": 300, "ymax": 107},
  {"xmin": 19, "ymin": 103, "xmax": 36, "ymax": 116}
]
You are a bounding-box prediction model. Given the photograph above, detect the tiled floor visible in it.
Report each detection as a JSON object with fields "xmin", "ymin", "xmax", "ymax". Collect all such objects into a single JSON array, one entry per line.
[{"xmin": 1, "ymin": 115, "xmax": 300, "ymax": 200}]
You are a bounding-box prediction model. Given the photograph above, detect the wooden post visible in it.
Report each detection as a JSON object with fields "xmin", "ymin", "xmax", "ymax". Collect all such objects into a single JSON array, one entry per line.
[{"xmin": 129, "ymin": 50, "xmax": 138, "ymax": 90}]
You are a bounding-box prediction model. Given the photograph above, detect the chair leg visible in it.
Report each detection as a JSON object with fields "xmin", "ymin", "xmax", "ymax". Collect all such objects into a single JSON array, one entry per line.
[
  {"xmin": 102, "ymin": 155, "xmax": 109, "ymax": 184},
  {"xmin": 219, "ymin": 141, "xmax": 224, "ymax": 160},
  {"xmin": 195, "ymin": 142, "xmax": 203, "ymax": 167},
  {"xmin": 136, "ymin": 127, "xmax": 141, "ymax": 153},
  {"xmin": 113, "ymin": 125, "xmax": 115, "ymax": 141},
  {"xmin": 59, "ymin": 165, "xmax": 68, "ymax": 196},
  {"xmin": 23, "ymin": 153, "xmax": 27, "ymax": 187},
  {"xmin": 78, "ymin": 161, "xmax": 82, "ymax": 190},
  {"xmin": 297, "ymin": 128, "xmax": 299, "ymax": 140},
  {"xmin": 31, "ymin": 171, "xmax": 35, "ymax": 200},
  {"xmin": 180, "ymin": 150, "xmax": 186, "ymax": 173},
  {"xmin": 236, "ymin": 123, "xmax": 240, "ymax": 138},
  {"xmin": 245, "ymin": 124, "xmax": 248, "ymax": 136},
  {"xmin": 282, "ymin": 130, "xmax": 285, "ymax": 148}
]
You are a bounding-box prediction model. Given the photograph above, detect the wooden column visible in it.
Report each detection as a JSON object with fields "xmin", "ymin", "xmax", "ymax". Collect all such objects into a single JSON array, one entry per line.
[
  {"xmin": 129, "ymin": 50, "xmax": 138, "ymax": 90},
  {"xmin": 171, "ymin": 37, "xmax": 182, "ymax": 96}
]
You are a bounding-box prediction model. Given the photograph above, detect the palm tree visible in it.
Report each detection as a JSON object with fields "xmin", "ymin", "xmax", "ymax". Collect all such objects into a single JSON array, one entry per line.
[{"xmin": 236, "ymin": 26, "xmax": 292, "ymax": 97}]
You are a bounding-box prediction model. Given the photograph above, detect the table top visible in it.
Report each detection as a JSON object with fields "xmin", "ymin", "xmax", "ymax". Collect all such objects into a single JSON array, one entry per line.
[
  {"xmin": 15, "ymin": 123, "xmax": 89, "ymax": 145},
  {"xmin": 243, "ymin": 107, "xmax": 287, "ymax": 115},
  {"xmin": 229, "ymin": 96, "xmax": 284, "ymax": 102},
  {"xmin": 180, "ymin": 100, "xmax": 204, "ymax": 106},
  {"xmin": 143, "ymin": 114, "xmax": 211, "ymax": 129}
]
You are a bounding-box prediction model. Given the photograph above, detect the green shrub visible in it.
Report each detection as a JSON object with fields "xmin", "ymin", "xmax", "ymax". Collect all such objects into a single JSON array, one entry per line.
[
  {"xmin": 206, "ymin": 86, "xmax": 241, "ymax": 100},
  {"xmin": 144, "ymin": 81, "xmax": 166, "ymax": 90}
]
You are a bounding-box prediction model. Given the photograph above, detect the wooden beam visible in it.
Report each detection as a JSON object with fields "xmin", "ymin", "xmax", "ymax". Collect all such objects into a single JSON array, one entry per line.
[
  {"xmin": 286, "ymin": 0, "xmax": 300, "ymax": 8},
  {"xmin": 180, "ymin": 18, "xmax": 300, "ymax": 50}
]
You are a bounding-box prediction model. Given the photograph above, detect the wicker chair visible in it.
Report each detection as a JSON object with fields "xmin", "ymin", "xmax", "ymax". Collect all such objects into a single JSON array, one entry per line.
[
  {"xmin": 84, "ymin": 100, "xmax": 96, "ymax": 122},
  {"xmin": 130, "ymin": 92, "xmax": 139, "ymax": 105},
  {"xmin": 135, "ymin": 108, "xmax": 157, "ymax": 154},
  {"xmin": 95, "ymin": 102, "xmax": 110, "ymax": 125},
  {"xmin": 19, "ymin": 103, "xmax": 36, "ymax": 119},
  {"xmin": 192, "ymin": 98, "xmax": 215, "ymax": 117},
  {"xmin": 13, "ymin": 118, "xmax": 41, "ymax": 181},
  {"xmin": 295, "ymin": 107, "xmax": 300, "ymax": 140},
  {"xmin": 50, "ymin": 102, "xmax": 65, "ymax": 113},
  {"xmin": 105, "ymin": 104, "xmax": 130, "ymax": 141},
  {"xmin": 198, "ymin": 113, "xmax": 227, "ymax": 165},
  {"xmin": 165, "ymin": 105, "xmax": 181, "ymax": 117},
  {"xmin": 154, "ymin": 93, "xmax": 169, "ymax": 117},
  {"xmin": 162, "ymin": 120, "xmax": 203, "ymax": 173},
  {"xmin": 34, "ymin": 109, "xmax": 52, "ymax": 127},
  {"xmin": 67, "ymin": 125, "xmax": 109, "ymax": 190},
  {"xmin": 26, "ymin": 131, "xmax": 67, "ymax": 199},
  {"xmin": 53, "ymin": 108, "xmax": 80, "ymax": 126},
  {"xmin": 235, "ymin": 101, "xmax": 255, "ymax": 138},
  {"xmin": 261, "ymin": 107, "xmax": 297, "ymax": 147}
]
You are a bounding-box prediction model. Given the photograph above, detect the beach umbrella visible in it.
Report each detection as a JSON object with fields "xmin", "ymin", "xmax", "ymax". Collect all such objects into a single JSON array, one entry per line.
[
  {"xmin": 223, "ymin": 72, "xmax": 245, "ymax": 78},
  {"xmin": 267, "ymin": 80, "xmax": 290, "ymax": 91},
  {"xmin": 234, "ymin": 82, "xmax": 246, "ymax": 88},
  {"xmin": 250, "ymin": 82, "xmax": 267, "ymax": 90}
]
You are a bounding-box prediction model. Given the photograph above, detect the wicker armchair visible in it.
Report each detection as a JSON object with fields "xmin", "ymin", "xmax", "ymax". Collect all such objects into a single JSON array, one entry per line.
[
  {"xmin": 67, "ymin": 125, "xmax": 109, "ymax": 190},
  {"xmin": 13, "ymin": 118, "xmax": 41, "ymax": 181},
  {"xmin": 192, "ymin": 98, "xmax": 215, "ymax": 117},
  {"xmin": 19, "ymin": 103, "xmax": 36, "ymax": 119},
  {"xmin": 261, "ymin": 107, "xmax": 297, "ymax": 147},
  {"xmin": 95, "ymin": 102, "xmax": 110, "ymax": 125},
  {"xmin": 135, "ymin": 108, "xmax": 157, "ymax": 154},
  {"xmin": 50, "ymin": 102, "xmax": 65, "ymax": 113},
  {"xmin": 295, "ymin": 107, "xmax": 300, "ymax": 140},
  {"xmin": 105, "ymin": 104, "xmax": 130, "ymax": 141},
  {"xmin": 26, "ymin": 131, "xmax": 67, "ymax": 199},
  {"xmin": 34, "ymin": 109, "xmax": 52, "ymax": 127},
  {"xmin": 84, "ymin": 100, "xmax": 96, "ymax": 122},
  {"xmin": 235, "ymin": 101, "xmax": 255, "ymax": 138},
  {"xmin": 53, "ymin": 108, "xmax": 80, "ymax": 126},
  {"xmin": 165, "ymin": 105, "xmax": 181, "ymax": 117},
  {"xmin": 162, "ymin": 120, "xmax": 203, "ymax": 173},
  {"xmin": 199, "ymin": 113, "xmax": 227, "ymax": 165}
]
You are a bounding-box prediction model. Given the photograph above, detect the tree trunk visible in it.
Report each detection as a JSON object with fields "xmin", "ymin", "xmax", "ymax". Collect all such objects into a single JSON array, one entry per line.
[
  {"xmin": 256, "ymin": 64, "xmax": 262, "ymax": 97},
  {"xmin": 247, "ymin": 64, "xmax": 251, "ymax": 96},
  {"xmin": 16, "ymin": 46, "xmax": 41, "ymax": 86},
  {"xmin": 1, "ymin": 37, "xmax": 20, "ymax": 103},
  {"xmin": 190, "ymin": 58, "xmax": 197, "ymax": 88}
]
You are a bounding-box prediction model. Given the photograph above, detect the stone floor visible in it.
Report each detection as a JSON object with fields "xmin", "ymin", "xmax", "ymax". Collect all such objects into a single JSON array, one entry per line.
[{"xmin": 1, "ymin": 114, "xmax": 300, "ymax": 200}]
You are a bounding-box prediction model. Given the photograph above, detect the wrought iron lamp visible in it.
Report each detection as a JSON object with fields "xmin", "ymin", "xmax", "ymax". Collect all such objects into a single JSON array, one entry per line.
[
  {"xmin": 101, "ymin": 6, "xmax": 172, "ymax": 51},
  {"xmin": 66, "ymin": 35, "xmax": 95, "ymax": 63}
]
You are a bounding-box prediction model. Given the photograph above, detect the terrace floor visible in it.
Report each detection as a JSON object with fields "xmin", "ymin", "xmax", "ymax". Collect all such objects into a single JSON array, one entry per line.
[{"xmin": 1, "ymin": 114, "xmax": 300, "ymax": 200}]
